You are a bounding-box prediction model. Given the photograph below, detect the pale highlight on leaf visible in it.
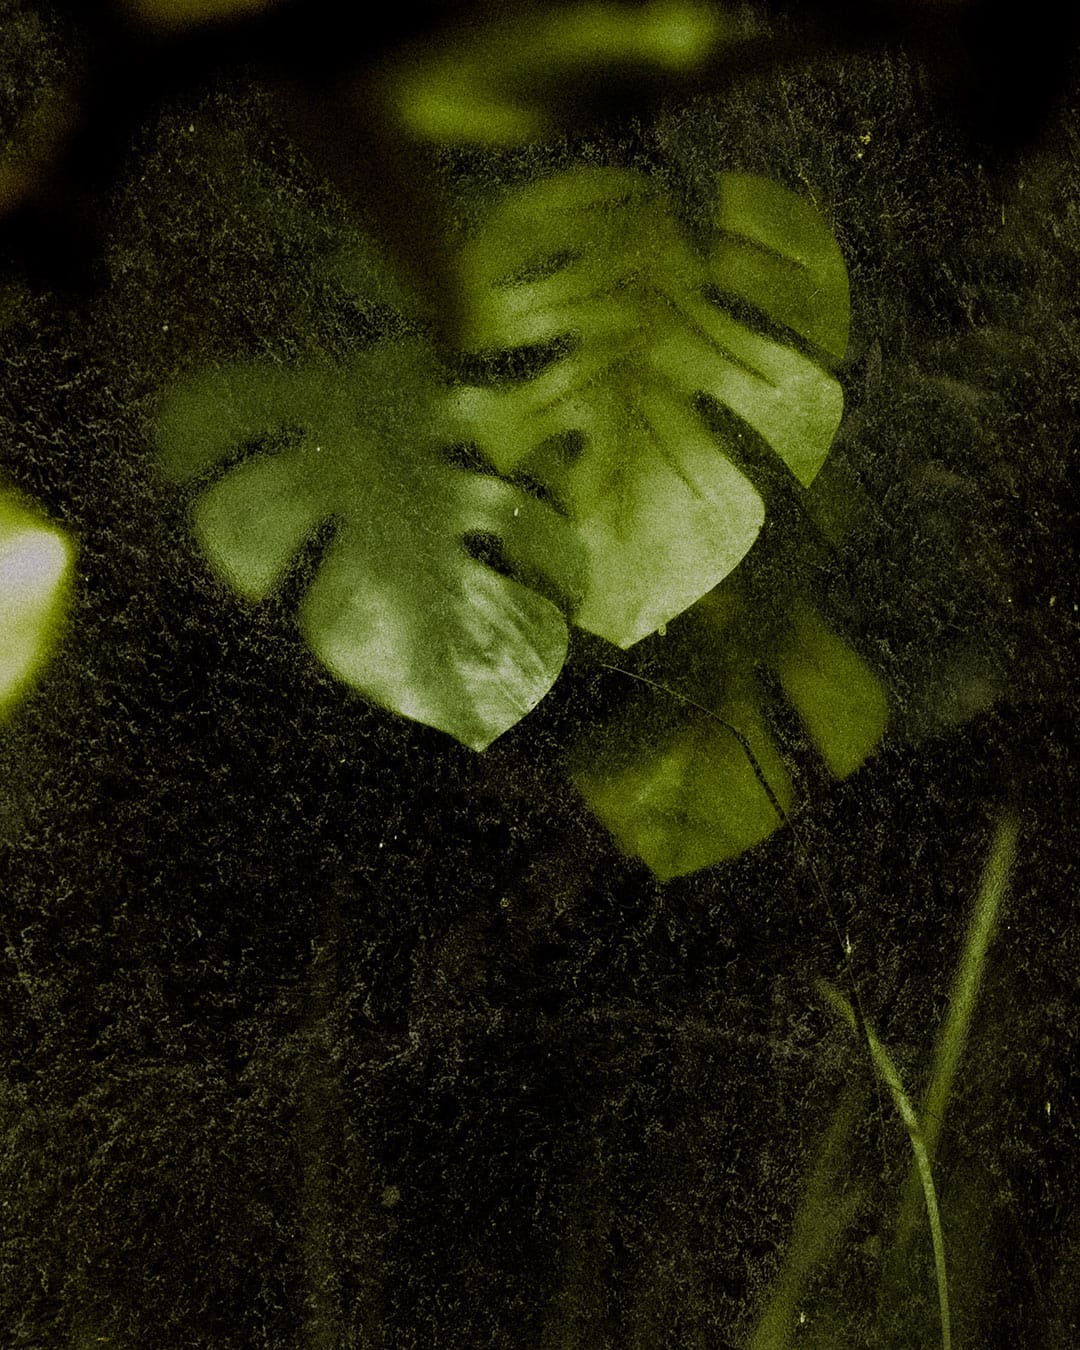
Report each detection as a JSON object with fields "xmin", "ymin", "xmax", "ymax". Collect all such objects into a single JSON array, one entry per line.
[
  {"xmin": 156, "ymin": 343, "xmax": 583, "ymax": 750},
  {"xmin": 0, "ymin": 490, "xmax": 74, "ymax": 716},
  {"xmin": 456, "ymin": 169, "xmax": 849, "ymax": 647}
]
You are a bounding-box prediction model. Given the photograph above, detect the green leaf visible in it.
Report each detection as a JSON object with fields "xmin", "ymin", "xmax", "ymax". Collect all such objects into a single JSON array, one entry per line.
[
  {"xmin": 155, "ymin": 341, "xmax": 584, "ymax": 750},
  {"xmin": 571, "ymin": 659, "xmax": 794, "ymax": 881},
  {"xmin": 453, "ymin": 168, "xmax": 849, "ymax": 647},
  {"xmin": 383, "ymin": 1, "xmax": 739, "ymax": 147},
  {"xmin": 0, "ymin": 488, "xmax": 74, "ymax": 717},
  {"xmin": 571, "ymin": 586, "xmax": 887, "ymax": 878},
  {"xmin": 773, "ymin": 601, "xmax": 889, "ymax": 780}
]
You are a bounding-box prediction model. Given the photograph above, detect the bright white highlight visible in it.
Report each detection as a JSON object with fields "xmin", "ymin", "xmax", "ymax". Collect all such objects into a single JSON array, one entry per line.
[{"xmin": 0, "ymin": 525, "xmax": 72, "ymax": 704}]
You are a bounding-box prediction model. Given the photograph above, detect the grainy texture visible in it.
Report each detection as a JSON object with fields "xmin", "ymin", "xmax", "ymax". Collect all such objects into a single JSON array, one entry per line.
[{"xmin": 1, "ymin": 4, "xmax": 1078, "ymax": 1346}]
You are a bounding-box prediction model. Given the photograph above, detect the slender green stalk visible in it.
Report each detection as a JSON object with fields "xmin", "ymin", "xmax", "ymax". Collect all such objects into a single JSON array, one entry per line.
[
  {"xmin": 893, "ymin": 814, "xmax": 1018, "ymax": 1253},
  {"xmin": 819, "ymin": 981, "xmax": 951, "ymax": 1350}
]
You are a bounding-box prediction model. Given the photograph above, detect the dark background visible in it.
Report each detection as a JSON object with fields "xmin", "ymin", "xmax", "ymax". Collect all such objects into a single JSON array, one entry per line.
[{"xmin": 1, "ymin": 2, "xmax": 1078, "ymax": 1344}]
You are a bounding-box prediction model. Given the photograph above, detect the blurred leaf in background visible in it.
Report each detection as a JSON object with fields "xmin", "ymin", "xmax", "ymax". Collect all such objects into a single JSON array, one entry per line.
[
  {"xmin": 121, "ymin": 0, "xmax": 284, "ymax": 33},
  {"xmin": 381, "ymin": 0, "xmax": 741, "ymax": 147}
]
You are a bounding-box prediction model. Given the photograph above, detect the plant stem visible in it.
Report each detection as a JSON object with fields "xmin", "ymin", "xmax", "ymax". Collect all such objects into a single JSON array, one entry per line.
[
  {"xmin": 819, "ymin": 981, "xmax": 952, "ymax": 1350},
  {"xmin": 893, "ymin": 813, "xmax": 1018, "ymax": 1255}
]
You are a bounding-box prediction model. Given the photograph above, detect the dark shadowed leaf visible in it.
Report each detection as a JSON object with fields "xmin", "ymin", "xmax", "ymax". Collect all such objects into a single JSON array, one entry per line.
[
  {"xmin": 571, "ymin": 583, "xmax": 887, "ymax": 879},
  {"xmin": 572, "ymin": 662, "xmax": 796, "ymax": 880},
  {"xmin": 155, "ymin": 340, "xmax": 584, "ymax": 750},
  {"xmin": 124, "ymin": 0, "xmax": 283, "ymax": 32}
]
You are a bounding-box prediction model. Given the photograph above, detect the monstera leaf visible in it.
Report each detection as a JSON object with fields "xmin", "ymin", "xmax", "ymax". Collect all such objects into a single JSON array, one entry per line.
[
  {"xmin": 155, "ymin": 340, "xmax": 584, "ymax": 750},
  {"xmin": 453, "ymin": 168, "xmax": 850, "ymax": 646},
  {"xmin": 571, "ymin": 583, "xmax": 888, "ymax": 879},
  {"xmin": 0, "ymin": 487, "xmax": 74, "ymax": 717}
]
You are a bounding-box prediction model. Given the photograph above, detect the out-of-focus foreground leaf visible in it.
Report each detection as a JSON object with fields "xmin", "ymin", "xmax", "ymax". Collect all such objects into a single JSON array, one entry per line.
[
  {"xmin": 454, "ymin": 168, "xmax": 849, "ymax": 647},
  {"xmin": 382, "ymin": 0, "xmax": 739, "ymax": 147},
  {"xmin": 0, "ymin": 487, "xmax": 74, "ymax": 717},
  {"xmin": 156, "ymin": 340, "xmax": 584, "ymax": 750}
]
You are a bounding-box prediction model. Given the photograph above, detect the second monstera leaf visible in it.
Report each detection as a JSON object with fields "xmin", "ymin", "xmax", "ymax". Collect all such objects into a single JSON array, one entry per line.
[
  {"xmin": 156, "ymin": 341, "xmax": 583, "ymax": 749},
  {"xmin": 453, "ymin": 168, "xmax": 850, "ymax": 647}
]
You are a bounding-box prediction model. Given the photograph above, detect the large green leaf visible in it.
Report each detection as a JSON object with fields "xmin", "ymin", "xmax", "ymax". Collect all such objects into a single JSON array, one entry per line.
[
  {"xmin": 155, "ymin": 341, "xmax": 584, "ymax": 750},
  {"xmin": 453, "ymin": 168, "xmax": 849, "ymax": 647},
  {"xmin": 0, "ymin": 487, "xmax": 74, "ymax": 717}
]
